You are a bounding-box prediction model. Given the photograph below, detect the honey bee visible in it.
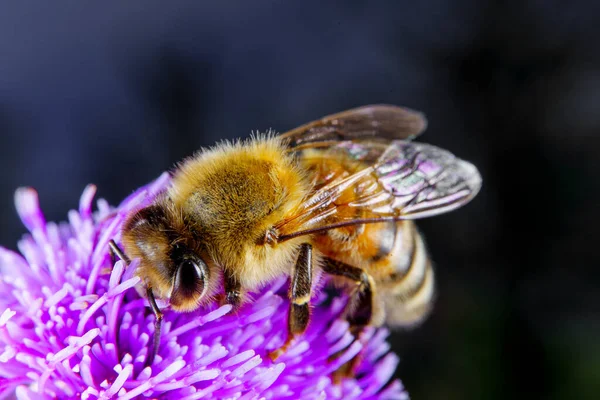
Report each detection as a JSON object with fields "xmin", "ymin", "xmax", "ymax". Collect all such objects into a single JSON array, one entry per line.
[{"xmin": 109, "ymin": 105, "xmax": 481, "ymax": 375}]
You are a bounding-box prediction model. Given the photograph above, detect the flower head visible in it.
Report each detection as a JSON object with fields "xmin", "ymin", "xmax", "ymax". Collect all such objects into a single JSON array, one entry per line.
[{"xmin": 0, "ymin": 174, "xmax": 407, "ymax": 399}]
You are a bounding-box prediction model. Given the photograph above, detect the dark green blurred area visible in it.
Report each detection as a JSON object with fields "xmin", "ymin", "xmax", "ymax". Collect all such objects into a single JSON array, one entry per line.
[{"xmin": 0, "ymin": 2, "xmax": 597, "ymax": 399}]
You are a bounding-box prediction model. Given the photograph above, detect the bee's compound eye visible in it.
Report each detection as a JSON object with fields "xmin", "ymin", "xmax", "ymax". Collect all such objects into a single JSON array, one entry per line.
[{"xmin": 170, "ymin": 258, "xmax": 209, "ymax": 309}]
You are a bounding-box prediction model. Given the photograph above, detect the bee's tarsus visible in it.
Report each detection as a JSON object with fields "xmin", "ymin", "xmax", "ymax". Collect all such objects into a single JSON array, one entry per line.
[
  {"xmin": 322, "ymin": 259, "xmax": 373, "ymax": 327},
  {"xmin": 322, "ymin": 259, "xmax": 373, "ymax": 380},
  {"xmin": 331, "ymin": 352, "xmax": 364, "ymax": 384}
]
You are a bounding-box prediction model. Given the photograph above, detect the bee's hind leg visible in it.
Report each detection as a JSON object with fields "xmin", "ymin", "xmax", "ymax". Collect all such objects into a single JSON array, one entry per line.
[
  {"xmin": 322, "ymin": 259, "xmax": 374, "ymax": 383},
  {"xmin": 268, "ymin": 243, "xmax": 313, "ymax": 361}
]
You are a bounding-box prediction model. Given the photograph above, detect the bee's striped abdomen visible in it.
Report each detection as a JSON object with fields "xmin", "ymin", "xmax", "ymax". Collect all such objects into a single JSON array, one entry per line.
[
  {"xmin": 372, "ymin": 221, "xmax": 436, "ymax": 327},
  {"xmin": 369, "ymin": 221, "xmax": 397, "ymax": 262}
]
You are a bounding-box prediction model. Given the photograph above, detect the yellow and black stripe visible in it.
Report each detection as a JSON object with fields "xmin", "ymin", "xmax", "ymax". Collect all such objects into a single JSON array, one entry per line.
[{"xmin": 376, "ymin": 221, "xmax": 435, "ymax": 327}]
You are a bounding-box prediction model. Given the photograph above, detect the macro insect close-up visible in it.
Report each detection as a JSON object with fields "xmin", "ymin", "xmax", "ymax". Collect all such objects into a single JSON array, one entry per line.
[
  {"xmin": 109, "ymin": 104, "xmax": 481, "ymax": 378},
  {"xmin": 1, "ymin": 3, "xmax": 597, "ymax": 400}
]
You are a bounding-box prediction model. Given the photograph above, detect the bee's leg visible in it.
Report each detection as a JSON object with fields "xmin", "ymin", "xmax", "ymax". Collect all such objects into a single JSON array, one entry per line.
[
  {"xmin": 268, "ymin": 243, "xmax": 312, "ymax": 361},
  {"xmin": 221, "ymin": 269, "xmax": 243, "ymax": 310},
  {"xmin": 322, "ymin": 259, "xmax": 373, "ymax": 383},
  {"xmin": 145, "ymin": 286, "xmax": 163, "ymax": 367},
  {"xmin": 109, "ymin": 240, "xmax": 162, "ymax": 367}
]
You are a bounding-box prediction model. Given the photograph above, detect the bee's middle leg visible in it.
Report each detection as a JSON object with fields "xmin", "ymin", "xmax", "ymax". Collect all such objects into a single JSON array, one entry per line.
[
  {"xmin": 322, "ymin": 259, "xmax": 374, "ymax": 382},
  {"xmin": 269, "ymin": 242, "xmax": 313, "ymax": 361}
]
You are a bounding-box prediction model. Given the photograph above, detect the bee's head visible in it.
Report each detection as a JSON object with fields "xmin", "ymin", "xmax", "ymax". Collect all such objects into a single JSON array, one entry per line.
[{"xmin": 121, "ymin": 202, "xmax": 213, "ymax": 312}]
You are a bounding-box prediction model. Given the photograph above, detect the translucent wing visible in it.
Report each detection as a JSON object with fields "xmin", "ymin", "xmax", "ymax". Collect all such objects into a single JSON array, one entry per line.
[
  {"xmin": 280, "ymin": 104, "xmax": 427, "ymax": 150},
  {"xmin": 274, "ymin": 140, "xmax": 482, "ymax": 242}
]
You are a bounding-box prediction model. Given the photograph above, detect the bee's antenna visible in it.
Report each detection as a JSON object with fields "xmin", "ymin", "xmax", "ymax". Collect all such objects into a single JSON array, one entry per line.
[
  {"xmin": 145, "ymin": 287, "xmax": 163, "ymax": 367},
  {"xmin": 108, "ymin": 240, "xmax": 162, "ymax": 367},
  {"xmin": 109, "ymin": 239, "xmax": 130, "ymax": 264}
]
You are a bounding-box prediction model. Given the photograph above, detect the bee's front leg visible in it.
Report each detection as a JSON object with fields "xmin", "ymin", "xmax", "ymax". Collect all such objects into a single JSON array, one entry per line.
[
  {"xmin": 268, "ymin": 243, "xmax": 313, "ymax": 361},
  {"xmin": 221, "ymin": 269, "xmax": 243, "ymax": 310}
]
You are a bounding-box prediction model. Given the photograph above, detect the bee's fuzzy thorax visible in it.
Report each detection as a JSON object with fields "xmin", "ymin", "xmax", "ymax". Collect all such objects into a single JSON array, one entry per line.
[{"xmin": 168, "ymin": 135, "xmax": 310, "ymax": 289}]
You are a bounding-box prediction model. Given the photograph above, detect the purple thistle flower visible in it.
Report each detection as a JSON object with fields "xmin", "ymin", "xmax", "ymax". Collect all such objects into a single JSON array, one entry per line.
[{"xmin": 0, "ymin": 174, "xmax": 407, "ymax": 399}]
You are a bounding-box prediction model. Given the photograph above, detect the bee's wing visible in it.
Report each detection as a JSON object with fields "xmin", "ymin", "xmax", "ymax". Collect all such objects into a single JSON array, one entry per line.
[
  {"xmin": 280, "ymin": 105, "xmax": 427, "ymax": 150},
  {"xmin": 274, "ymin": 140, "xmax": 482, "ymax": 242}
]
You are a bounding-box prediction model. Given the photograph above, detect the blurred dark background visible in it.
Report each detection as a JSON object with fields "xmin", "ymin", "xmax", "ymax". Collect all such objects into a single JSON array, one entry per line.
[{"xmin": 0, "ymin": 2, "xmax": 597, "ymax": 399}]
